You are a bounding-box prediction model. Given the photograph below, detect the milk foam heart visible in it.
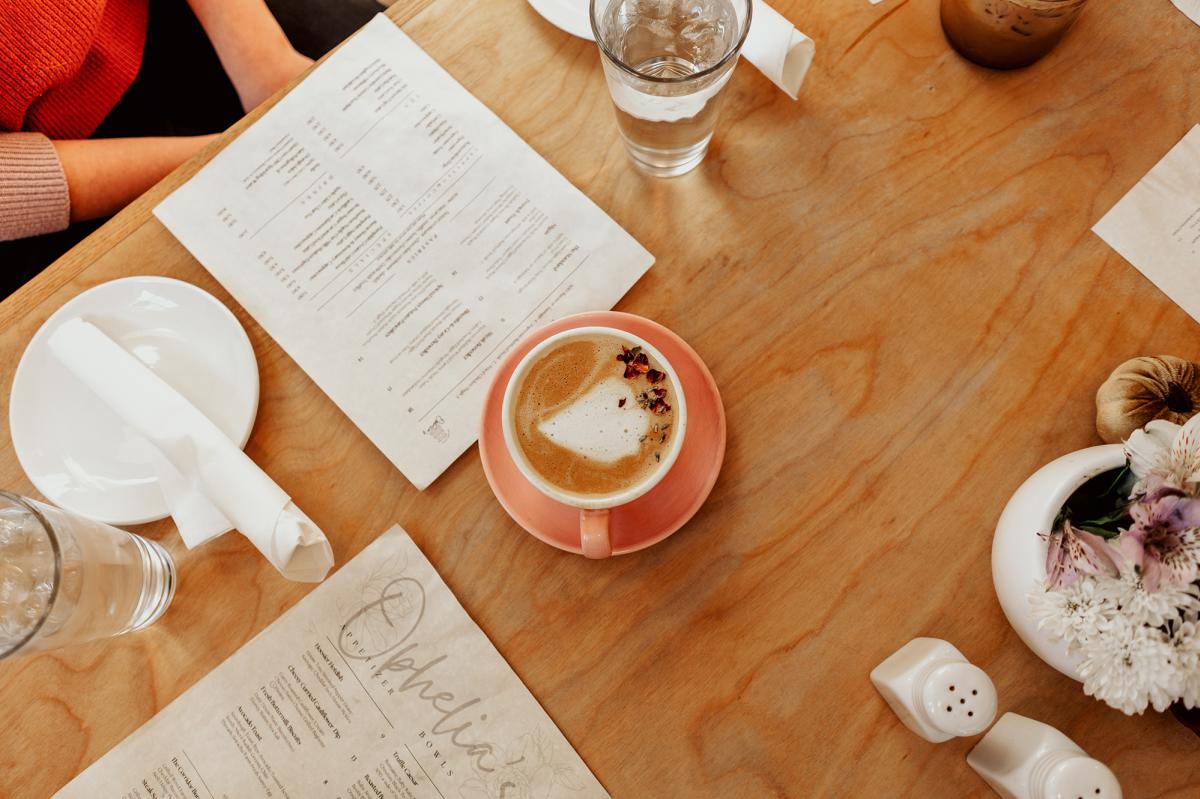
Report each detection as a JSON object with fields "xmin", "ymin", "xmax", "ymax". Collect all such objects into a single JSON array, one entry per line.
[{"xmin": 538, "ymin": 377, "xmax": 649, "ymax": 463}]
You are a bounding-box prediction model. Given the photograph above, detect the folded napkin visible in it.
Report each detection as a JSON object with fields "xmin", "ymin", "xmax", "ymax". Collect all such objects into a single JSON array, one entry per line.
[
  {"xmin": 740, "ymin": 0, "xmax": 815, "ymax": 100},
  {"xmin": 47, "ymin": 317, "xmax": 333, "ymax": 582}
]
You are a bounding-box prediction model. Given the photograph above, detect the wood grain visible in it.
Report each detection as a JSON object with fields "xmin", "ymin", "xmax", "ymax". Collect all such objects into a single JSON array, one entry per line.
[{"xmin": 3, "ymin": 0, "xmax": 1200, "ymax": 795}]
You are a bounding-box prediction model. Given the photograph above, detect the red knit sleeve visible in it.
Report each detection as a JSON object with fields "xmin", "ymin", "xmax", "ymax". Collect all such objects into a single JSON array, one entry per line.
[
  {"xmin": 0, "ymin": 0, "xmax": 149, "ymax": 139},
  {"xmin": 0, "ymin": 1, "xmax": 105, "ymax": 132}
]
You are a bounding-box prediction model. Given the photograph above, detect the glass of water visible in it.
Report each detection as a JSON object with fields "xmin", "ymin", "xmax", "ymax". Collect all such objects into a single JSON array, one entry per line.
[
  {"xmin": 590, "ymin": 0, "xmax": 752, "ymax": 177},
  {"xmin": 0, "ymin": 491, "xmax": 175, "ymax": 660}
]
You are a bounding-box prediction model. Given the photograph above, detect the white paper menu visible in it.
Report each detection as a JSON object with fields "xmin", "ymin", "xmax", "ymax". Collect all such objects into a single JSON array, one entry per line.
[
  {"xmin": 56, "ymin": 525, "xmax": 609, "ymax": 799},
  {"xmin": 155, "ymin": 14, "xmax": 653, "ymax": 490},
  {"xmin": 1094, "ymin": 124, "xmax": 1200, "ymax": 323}
]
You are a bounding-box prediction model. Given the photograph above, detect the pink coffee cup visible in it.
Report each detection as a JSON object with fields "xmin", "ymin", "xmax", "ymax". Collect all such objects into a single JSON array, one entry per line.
[{"xmin": 500, "ymin": 326, "xmax": 688, "ymax": 558}]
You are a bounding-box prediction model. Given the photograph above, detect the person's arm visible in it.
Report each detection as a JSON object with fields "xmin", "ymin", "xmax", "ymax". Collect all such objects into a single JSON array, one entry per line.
[
  {"xmin": 53, "ymin": 135, "xmax": 217, "ymax": 223},
  {"xmin": 186, "ymin": 0, "xmax": 313, "ymax": 112}
]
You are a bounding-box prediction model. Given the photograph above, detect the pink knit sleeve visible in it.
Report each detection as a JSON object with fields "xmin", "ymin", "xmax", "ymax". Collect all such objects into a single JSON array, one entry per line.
[{"xmin": 0, "ymin": 132, "xmax": 70, "ymax": 241}]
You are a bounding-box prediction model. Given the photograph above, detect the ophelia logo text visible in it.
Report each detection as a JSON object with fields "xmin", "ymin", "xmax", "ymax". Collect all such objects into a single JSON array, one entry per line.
[{"xmin": 338, "ymin": 574, "xmax": 520, "ymax": 775}]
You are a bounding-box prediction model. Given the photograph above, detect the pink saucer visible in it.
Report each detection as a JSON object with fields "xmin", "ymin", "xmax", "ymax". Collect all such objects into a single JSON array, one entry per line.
[{"xmin": 479, "ymin": 312, "xmax": 726, "ymax": 556}]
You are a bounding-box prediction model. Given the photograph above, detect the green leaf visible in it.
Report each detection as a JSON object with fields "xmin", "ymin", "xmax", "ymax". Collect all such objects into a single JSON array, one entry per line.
[
  {"xmin": 1076, "ymin": 523, "xmax": 1123, "ymax": 540},
  {"xmin": 1056, "ymin": 466, "xmax": 1132, "ymax": 539},
  {"xmin": 1100, "ymin": 464, "xmax": 1134, "ymax": 498},
  {"xmin": 1078, "ymin": 508, "xmax": 1131, "ymax": 528}
]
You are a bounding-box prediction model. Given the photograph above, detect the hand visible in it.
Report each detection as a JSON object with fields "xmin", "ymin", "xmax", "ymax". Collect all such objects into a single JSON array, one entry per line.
[
  {"xmin": 186, "ymin": 0, "xmax": 315, "ymax": 112},
  {"xmin": 236, "ymin": 46, "xmax": 313, "ymax": 112}
]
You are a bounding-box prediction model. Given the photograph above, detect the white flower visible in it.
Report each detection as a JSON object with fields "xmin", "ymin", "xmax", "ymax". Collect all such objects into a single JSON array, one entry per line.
[
  {"xmin": 1125, "ymin": 415, "xmax": 1200, "ymax": 495},
  {"xmin": 1169, "ymin": 614, "xmax": 1200, "ymax": 709},
  {"xmin": 1093, "ymin": 563, "xmax": 1199, "ymax": 627},
  {"xmin": 1078, "ymin": 621, "xmax": 1178, "ymax": 714},
  {"xmin": 1028, "ymin": 579, "xmax": 1115, "ymax": 653}
]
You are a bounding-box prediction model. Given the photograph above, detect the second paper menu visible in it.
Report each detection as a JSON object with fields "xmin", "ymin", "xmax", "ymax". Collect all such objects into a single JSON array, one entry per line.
[
  {"xmin": 54, "ymin": 526, "xmax": 610, "ymax": 798},
  {"xmin": 155, "ymin": 14, "xmax": 653, "ymax": 489}
]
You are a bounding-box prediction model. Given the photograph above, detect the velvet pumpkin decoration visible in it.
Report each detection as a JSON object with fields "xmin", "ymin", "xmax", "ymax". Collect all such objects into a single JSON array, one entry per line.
[{"xmin": 1095, "ymin": 355, "xmax": 1200, "ymax": 444}]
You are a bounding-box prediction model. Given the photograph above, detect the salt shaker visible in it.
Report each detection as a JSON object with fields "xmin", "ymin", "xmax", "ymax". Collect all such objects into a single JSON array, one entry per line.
[
  {"xmin": 967, "ymin": 712, "xmax": 1121, "ymax": 799},
  {"xmin": 870, "ymin": 637, "xmax": 997, "ymax": 743}
]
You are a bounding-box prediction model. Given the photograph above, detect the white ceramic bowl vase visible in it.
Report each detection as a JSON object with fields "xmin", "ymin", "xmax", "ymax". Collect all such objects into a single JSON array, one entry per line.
[{"xmin": 991, "ymin": 444, "xmax": 1127, "ymax": 680}]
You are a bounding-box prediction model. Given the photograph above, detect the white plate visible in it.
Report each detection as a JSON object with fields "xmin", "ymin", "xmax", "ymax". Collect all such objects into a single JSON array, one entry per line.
[
  {"xmin": 527, "ymin": 0, "xmax": 594, "ymax": 40},
  {"xmin": 10, "ymin": 277, "xmax": 259, "ymax": 526}
]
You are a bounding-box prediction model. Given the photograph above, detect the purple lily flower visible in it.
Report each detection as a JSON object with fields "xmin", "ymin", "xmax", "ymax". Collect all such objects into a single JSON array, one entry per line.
[
  {"xmin": 1043, "ymin": 520, "xmax": 1120, "ymax": 590},
  {"xmin": 1118, "ymin": 490, "xmax": 1200, "ymax": 592}
]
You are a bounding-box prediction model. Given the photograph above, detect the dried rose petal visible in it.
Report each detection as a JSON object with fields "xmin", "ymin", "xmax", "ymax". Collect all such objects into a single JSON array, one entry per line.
[
  {"xmin": 646, "ymin": 369, "xmax": 665, "ymax": 384},
  {"xmin": 618, "ymin": 397, "xmax": 626, "ymax": 408},
  {"xmin": 651, "ymin": 400, "xmax": 671, "ymax": 415},
  {"xmin": 623, "ymin": 364, "xmax": 640, "ymax": 379}
]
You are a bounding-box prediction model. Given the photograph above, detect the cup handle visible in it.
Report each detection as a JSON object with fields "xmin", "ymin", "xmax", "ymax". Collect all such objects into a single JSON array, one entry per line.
[{"xmin": 580, "ymin": 509, "xmax": 612, "ymax": 559}]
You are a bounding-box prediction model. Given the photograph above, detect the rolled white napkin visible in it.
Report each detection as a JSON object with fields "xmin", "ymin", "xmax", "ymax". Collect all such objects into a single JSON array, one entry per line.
[
  {"xmin": 740, "ymin": 0, "xmax": 815, "ymax": 100},
  {"xmin": 47, "ymin": 317, "xmax": 333, "ymax": 583}
]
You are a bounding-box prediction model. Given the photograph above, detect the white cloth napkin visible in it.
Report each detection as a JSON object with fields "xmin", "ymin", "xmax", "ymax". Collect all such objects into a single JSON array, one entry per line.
[
  {"xmin": 740, "ymin": 0, "xmax": 815, "ymax": 100},
  {"xmin": 47, "ymin": 317, "xmax": 334, "ymax": 582}
]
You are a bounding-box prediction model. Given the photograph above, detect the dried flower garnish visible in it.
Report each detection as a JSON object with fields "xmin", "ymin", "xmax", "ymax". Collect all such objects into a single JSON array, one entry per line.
[
  {"xmin": 618, "ymin": 346, "xmax": 672, "ymax": 420},
  {"xmin": 618, "ymin": 397, "xmax": 626, "ymax": 408},
  {"xmin": 623, "ymin": 353, "xmax": 650, "ymax": 379},
  {"xmin": 655, "ymin": 452, "xmax": 661, "ymax": 462},
  {"xmin": 617, "ymin": 346, "xmax": 651, "ymax": 379},
  {"xmin": 616, "ymin": 346, "xmax": 641, "ymax": 363}
]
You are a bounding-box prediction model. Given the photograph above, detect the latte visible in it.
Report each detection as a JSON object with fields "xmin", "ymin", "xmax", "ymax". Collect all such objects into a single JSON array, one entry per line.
[{"xmin": 511, "ymin": 333, "xmax": 678, "ymax": 498}]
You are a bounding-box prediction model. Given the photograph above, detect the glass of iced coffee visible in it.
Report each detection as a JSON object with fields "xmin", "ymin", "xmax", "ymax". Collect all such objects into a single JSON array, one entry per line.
[{"xmin": 940, "ymin": 0, "xmax": 1088, "ymax": 70}]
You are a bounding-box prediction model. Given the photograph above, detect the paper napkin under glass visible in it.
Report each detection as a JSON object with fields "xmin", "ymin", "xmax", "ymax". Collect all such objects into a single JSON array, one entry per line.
[
  {"xmin": 47, "ymin": 317, "xmax": 333, "ymax": 582},
  {"xmin": 741, "ymin": 0, "xmax": 815, "ymax": 100}
]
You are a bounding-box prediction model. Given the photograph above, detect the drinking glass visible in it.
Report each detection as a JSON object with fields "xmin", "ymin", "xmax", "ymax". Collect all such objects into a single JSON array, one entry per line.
[
  {"xmin": 590, "ymin": 0, "xmax": 752, "ymax": 177},
  {"xmin": 0, "ymin": 491, "xmax": 175, "ymax": 660},
  {"xmin": 940, "ymin": 0, "xmax": 1089, "ymax": 69}
]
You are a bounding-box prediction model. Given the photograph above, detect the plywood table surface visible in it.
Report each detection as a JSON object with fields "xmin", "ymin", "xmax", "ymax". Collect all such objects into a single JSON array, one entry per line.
[{"xmin": 2, "ymin": 0, "xmax": 1199, "ymax": 795}]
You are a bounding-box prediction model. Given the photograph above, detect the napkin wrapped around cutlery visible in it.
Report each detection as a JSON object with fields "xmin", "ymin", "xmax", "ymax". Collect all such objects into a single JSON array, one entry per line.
[
  {"xmin": 47, "ymin": 317, "xmax": 334, "ymax": 582},
  {"xmin": 741, "ymin": 0, "xmax": 815, "ymax": 100}
]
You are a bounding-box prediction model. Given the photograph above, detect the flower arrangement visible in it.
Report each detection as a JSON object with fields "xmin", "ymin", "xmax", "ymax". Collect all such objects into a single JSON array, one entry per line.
[{"xmin": 1028, "ymin": 416, "xmax": 1200, "ymax": 715}]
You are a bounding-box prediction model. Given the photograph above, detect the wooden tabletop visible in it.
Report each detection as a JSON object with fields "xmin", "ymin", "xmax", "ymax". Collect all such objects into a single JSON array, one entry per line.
[{"xmin": 3, "ymin": 0, "xmax": 1200, "ymax": 795}]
